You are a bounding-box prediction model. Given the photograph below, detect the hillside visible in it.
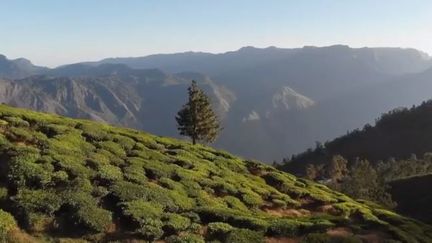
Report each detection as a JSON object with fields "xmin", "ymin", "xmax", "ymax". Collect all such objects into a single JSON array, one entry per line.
[
  {"xmin": 281, "ymin": 100, "xmax": 432, "ymax": 175},
  {"xmin": 0, "ymin": 105, "xmax": 430, "ymax": 242}
]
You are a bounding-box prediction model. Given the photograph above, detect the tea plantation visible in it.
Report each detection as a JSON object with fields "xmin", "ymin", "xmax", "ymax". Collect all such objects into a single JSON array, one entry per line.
[{"xmin": 0, "ymin": 105, "xmax": 430, "ymax": 242}]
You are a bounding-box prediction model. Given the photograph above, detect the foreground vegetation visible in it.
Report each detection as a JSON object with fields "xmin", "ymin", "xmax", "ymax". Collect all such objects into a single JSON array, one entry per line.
[{"xmin": 0, "ymin": 105, "xmax": 430, "ymax": 242}]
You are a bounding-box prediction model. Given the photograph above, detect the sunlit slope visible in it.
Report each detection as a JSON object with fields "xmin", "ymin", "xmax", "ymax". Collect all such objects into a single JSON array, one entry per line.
[{"xmin": 0, "ymin": 105, "xmax": 429, "ymax": 242}]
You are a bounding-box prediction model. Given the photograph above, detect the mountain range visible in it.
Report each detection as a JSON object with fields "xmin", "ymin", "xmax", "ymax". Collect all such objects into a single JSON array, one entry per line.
[{"xmin": 0, "ymin": 45, "xmax": 431, "ymax": 161}]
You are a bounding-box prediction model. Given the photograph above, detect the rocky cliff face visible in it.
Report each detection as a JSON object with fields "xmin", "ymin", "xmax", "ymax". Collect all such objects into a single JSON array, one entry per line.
[{"xmin": 0, "ymin": 69, "xmax": 234, "ymax": 139}]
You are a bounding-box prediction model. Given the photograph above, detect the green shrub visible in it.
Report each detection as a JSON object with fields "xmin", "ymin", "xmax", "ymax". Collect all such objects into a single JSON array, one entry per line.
[
  {"xmin": 0, "ymin": 210, "xmax": 17, "ymax": 240},
  {"xmin": 3, "ymin": 116, "xmax": 30, "ymax": 127},
  {"xmin": 163, "ymin": 213, "xmax": 191, "ymax": 234},
  {"xmin": 39, "ymin": 123, "xmax": 70, "ymax": 137},
  {"xmin": 111, "ymin": 181, "xmax": 148, "ymax": 201},
  {"xmin": 7, "ymin": 127, "xmax": 35, "ymax": 143},
  {"xmin": 141, "ymin": 159, "xmax": 174, "ymax": 179},
  {"xmin": 97, "ymin": 141, "xmax": 126, "ymax": 157},
  {"xmin": 97, "ymin": 164, "xmax": 123, "ymax": 182},
  {"xmin": 0, "ymin": 187, "xmax": 8, "ymax": 203},
  {"xmin": 225, "ymin": 228, "xmax": 265, "ymax": 243},
  {"xmin": 181, "ymin": 212, "xmax": 201, "ymax": 224},
  {"xmin": 267, "ymin": 219, "xmax": 299, "ymax": 236},
  {"xmin": 23, "ymin": 213, "xmax": 53, "ymax": 233},
  {"xmin": 51, "ymin": 154, "xmax": 93, "ymax": 179},
  {"xmin": 121, "ymin": 199, "xmax": 165, "ymax": 240},
  {"xmin": 122, "ymin": 200, "xmax": 163, "ymax": 226},
  {"xmin": 169, "ymin": 190, "xmax": 195, "ymax": 211},
  {"xmin": 196, "ymin": 207, "xmax": 268, "ymax": 231},
  {"xmin": 51, "ymin": 171, "xmax": 69, "ymax": 185},
  {"xmin": 130, "ymin": 147, "xmax": 168, "ymax": 161},
  {"xmin": 73, "ymin": 205, "xmax": 112, "ymax": 233},
  {"xmin": 159, "ymin": 177, "xmax": 181, "ymax": 190},
  {"xmin": 214, "ymin": 158, "xmax": 246, "ymax": 173},
  {"xmin": 14, "ymin": 189, "xmax": 62, "ymax": 216},
  {"xmin": 68, "ymin": 177, "xmax": 93, "ymax": 193},
  {"xmin": 8, "ymin": 151, "xmax": 51, "ymax": 188},
  {"xmin": 113, "ymin": 135, "xmax": 136, "ymax": 152},
  {"xmin": 47, "ymin": 132, "xmax": 94, "ymax": 156},
  {"xmin": 213, "ymin": 150, "xmax": 236, "ymax": 160},
  {"xmin": 0, "ymin": 133, "xmax": 10, "ymax": 147},
  {"xmin": 240, "ymin": 190, "xmax": 263, "ymax": 208},
  {"xmin": 180, "ymin": 179, "xmax": 201, "ymax": 198},
  {"xmin": 208, "ymin": 177, "xmax": 239, "ymax": 195},
  {"xmin": 166, "ymin": 233, "xmax": 205, "ymax": 243},
  {"xmin": 57, "ymin": 191, "xmax": 111, "ymax": 232},
  {"xmin": 271, "ymin": 199, "xmax": 287, "ymax": 208},
  {"xmin": 188, "ymin": 222, "xmax": 202, "ymax": 233},
  {"xmin": 136, "ymin": 219, "xmax": 164, "ymax": 240},
  {"xmin": 86, "ymin": 152, "xmax": 110, "ymax": 169},
  {"xmin": 96, "ymin": 149, "xmax": 124, "ymax": 166},
  {"xmin": 115, "ymin": 181, "xmax": 193, "ymax": 212},
  {"xmin": 224, "ymin": 196, "xmax": 248, "ymax": 211},
  {"xmin": 92, "ymin": 186, "xmax": 109, "ymax": 198},
  {"xmin": 77, "ymin": 123, "xmax": 109, "ymax": 141},
  {"xmin": 146, "ymin": 141, "xmax": 166, "ymax": 151},
  {"xmin": 207, "ymin": 222, "xmax": 233, "ymax": 240},
  {"xmin": 122, "ymin": 164, "xmax": 147, "ymax": 184}
]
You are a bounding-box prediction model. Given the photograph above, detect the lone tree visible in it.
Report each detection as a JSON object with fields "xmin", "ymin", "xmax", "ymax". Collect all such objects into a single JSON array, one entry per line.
[{"xmin": 176, "ymin": 80, "xmax": 221, "ymax": 145}]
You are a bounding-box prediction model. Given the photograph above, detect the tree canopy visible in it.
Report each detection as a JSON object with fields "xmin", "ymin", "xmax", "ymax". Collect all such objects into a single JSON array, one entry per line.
[{"xmin": 176, "ymin": 80, "xmax": 221, "ymax": 144}]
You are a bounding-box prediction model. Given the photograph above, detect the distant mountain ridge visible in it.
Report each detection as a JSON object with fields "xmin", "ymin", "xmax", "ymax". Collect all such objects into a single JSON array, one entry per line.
[
  {"xmin": 0, "ymin": 45, "xmax": 431, "ymax": 161},
  {"xmin": 0, "ymin": 54, "xmax": 48, "ymax": 79},
  {"xmin": 91, "ymin": 45, "xmax": 431, "ymax": 76}
]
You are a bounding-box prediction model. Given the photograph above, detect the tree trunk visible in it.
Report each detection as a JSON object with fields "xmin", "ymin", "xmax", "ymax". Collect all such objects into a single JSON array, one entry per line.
[{"xmin": 192, "ymin": 136, "xmax": 196, "ymax": 145}]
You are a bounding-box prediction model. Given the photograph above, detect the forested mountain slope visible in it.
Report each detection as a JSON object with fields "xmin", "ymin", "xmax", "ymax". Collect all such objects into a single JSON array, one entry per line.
[
  {"xmin": 0, "ymin": 105, "xmax": 430, "ymax": 242},
  {"xmin": 281, "ymin": 100, "xmax": 432, "ymax": 175}
]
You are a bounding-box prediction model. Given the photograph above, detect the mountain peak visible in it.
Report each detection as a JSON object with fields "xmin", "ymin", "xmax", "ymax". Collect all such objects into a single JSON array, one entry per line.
[
  {"xmin": 237, "ymin": 46, "xmax": 259, "ymax": 52},
  {"xmin": 13, "ymin": 57, "xmax": 33, "ymax": 65}
]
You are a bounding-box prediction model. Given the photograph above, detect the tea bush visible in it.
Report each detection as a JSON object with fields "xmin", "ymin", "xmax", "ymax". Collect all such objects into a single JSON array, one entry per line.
[
  {"xmin": 0, "ymin": 210, "xmax": 16, "ymax": 240},
  {"xmin": 225, "ymin": 228, "xmax": 265, "ymax": 243},
  {"xmin": 207, "ymin": 222, "xmax": 233, "ymax": 240},
  {"xmin": 0, "ymin": 105, "xmax": 428, "ymax": 242}
]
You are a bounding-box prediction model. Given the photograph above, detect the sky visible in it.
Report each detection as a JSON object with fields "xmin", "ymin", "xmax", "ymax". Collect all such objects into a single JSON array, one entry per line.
[{"xmin": 1, "ymin": 0, "xmax": 432, "ymax": 67}]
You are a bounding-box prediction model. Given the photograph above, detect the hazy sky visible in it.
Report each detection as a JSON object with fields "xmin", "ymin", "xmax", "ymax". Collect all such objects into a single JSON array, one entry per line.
[{"xmin": 1, "ymin": 0, "xmax": 431, "ymax": 67}]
